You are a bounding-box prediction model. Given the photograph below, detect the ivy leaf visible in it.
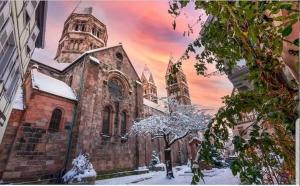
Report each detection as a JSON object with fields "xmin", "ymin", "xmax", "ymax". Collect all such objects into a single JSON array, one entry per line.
[
  {"xmin": 249, "ymin": 25, "xmax": 258, "ymax": 44},
  {"xmin": 293, "ymin": 38, "xmax": 299, "ymax": 46},
  {"xmin": 279, "ymin": 3, "xmax": 292, "ymax": 11},
  {"xmin": 230, "ymin": 161, "xmax": 240, "ymax": 176},
  {"xmin": 281, "ymin": 25, "xmax": 292, "ymax": 37}
]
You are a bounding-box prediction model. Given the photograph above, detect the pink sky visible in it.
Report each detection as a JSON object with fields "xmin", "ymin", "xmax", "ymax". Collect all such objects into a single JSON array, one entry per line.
[{"xmin": 36, "ymin": 1, "xmax": 233, "ymax": 112}]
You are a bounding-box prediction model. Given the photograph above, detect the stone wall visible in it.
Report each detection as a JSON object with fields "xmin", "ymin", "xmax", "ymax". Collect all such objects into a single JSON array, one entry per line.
[
  {"xmin": 0, "ymin": 77, "xmax": 76, "ymax": 181},
  {"xmin": 0, "ymin": 109, "xmax": 22, "ymax": 178},
  {"xmin": 66, "ymin": 46, "xmax": 144, "ymax": 156},
  {"xmin": 91, "ymin": 136, "xmax": 137, "ymax": 173},
  {"xmin": 1, "ymin": 124, "xmax": 68, "ymax": 182}
]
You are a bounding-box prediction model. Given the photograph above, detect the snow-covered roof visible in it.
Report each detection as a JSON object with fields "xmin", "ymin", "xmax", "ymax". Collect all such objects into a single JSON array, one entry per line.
[
  {"xmin": 143, "ymin": 98, "xmax": 167, "ymax": 113},
  {"xmin": 31, "ymin": 69, "xmax": 77, "ymax": 101},
  {"xmin": 13, "ymin": 85, "xmax": 24, "ymax": 110},
  {"xmin": 141, "ymin": 65, "xmax": 155, "ymax": 84},
  {"xmin": 32, "ymin": 51, "xmax": 70, "ymax": 71}
]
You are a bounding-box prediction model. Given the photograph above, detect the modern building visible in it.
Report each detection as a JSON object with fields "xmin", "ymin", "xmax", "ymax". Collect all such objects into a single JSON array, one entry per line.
[{"xmin": 0, "ymin": 0, "xmax": 47, "ymax": 142}]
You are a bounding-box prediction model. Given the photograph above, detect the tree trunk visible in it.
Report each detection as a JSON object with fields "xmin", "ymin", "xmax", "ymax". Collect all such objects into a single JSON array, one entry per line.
[{"xmin": 164, "ymin": 147, "xmax": 174, "ymax": 179}]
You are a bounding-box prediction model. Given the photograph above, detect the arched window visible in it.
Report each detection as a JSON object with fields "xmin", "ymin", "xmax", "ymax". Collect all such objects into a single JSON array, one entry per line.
[
  {"xmin": 49, "ymin": 108, "xmax": 62, "ymax": 132},
  {"xmin": 102, "ymin": 106, "xmax": 111, "ymax": 135},
  {"xmin": 121, "ymin": 111, "xmax": 127, "ymax": 135},
  {"xmin": 108, "ymin": 79, "xmax": 123, "ymax": 100}
]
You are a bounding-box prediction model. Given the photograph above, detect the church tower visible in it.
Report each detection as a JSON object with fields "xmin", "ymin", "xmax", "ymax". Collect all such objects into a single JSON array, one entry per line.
[
  {"xmin": 141, "ymin": 65, "xmax": 158, "ymax": 103},
  {"xmin": 55, "ymin": 7, "xmax": 108, "ymax": 63},
  {"xmin": 165, "ymin": 57, "xmax": 191, "ymax": 105}
]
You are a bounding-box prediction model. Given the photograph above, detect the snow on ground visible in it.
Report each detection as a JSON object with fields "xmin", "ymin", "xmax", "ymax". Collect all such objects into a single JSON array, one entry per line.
[{"xmin": 95, "ymin": 165, "xmax": 240, "ymax": 185}]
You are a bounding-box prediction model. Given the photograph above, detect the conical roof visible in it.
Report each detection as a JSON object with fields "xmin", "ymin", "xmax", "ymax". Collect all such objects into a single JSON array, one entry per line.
[{"xmin": 141, "ymin": 64, "xmax": 155, "ymax": 84}]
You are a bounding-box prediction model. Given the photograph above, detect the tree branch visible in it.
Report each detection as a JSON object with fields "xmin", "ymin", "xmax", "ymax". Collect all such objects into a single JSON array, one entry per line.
[{"xmin": 169, "ymin": 131, "xmax": 190, "ymax": 146}]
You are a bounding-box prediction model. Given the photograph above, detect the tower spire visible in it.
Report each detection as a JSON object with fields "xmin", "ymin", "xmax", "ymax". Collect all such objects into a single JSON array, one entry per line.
[
  {"xmin": 54, "ymin": 5, "xmax": 108, "ymax": 63},
  {"xmin": 165, "ymin": 56, "xmax": 191, "ymax": 105},
  {"xmin": 141, "ymin": 64, "xmax": 158, "ymax": 103}
]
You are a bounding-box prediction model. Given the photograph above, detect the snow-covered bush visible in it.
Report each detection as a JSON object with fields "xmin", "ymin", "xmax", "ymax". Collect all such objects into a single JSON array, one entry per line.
[
  {"xmin": 149, "ymin": 151, "xmax": 160, "ymax": 167},
  {"xmin": 63, "ymin": 153, "xmax": 96, "ymax": 183}
]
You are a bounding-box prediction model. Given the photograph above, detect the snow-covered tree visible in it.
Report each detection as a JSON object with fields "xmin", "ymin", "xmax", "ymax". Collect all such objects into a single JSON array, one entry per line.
[{"xmin": 131, "ymin": 97, "xmax": 212, "ymax": 179}]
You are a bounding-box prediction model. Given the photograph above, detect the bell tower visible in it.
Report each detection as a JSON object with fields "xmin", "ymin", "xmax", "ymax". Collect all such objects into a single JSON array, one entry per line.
[
  {"xmin": 55, "ymin": 7, "xmax": 108, "ymax": 63},
  {"xmin": 165, "ymin": 57, "xmax": 191, "ymax": 105},
  {"xmin": 141, "ymin": 65, "xmax": 158, "ymax": 103}
]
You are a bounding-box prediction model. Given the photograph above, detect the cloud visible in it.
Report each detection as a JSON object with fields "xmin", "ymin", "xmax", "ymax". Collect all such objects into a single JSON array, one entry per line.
[{"xmin": 37, "ymin": 1, "xmax": 233, "ymax": 111}]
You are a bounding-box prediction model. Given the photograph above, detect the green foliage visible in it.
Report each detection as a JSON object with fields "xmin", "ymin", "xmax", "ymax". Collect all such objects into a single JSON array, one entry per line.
[
  {"xmin": 293, "ymin": 38, "xmax": 299, "ymax": 47},
  {"xmin": 281, "ymin": 25, "xmax": 292, "ymax": 37},
  {"xmin": 168, "ymin": 0, "xmax": 299, "ymax": 184}
]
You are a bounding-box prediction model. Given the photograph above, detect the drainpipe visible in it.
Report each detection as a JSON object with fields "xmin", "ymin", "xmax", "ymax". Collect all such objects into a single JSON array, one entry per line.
[{"xmin": 60, "ymin": 57, "xmax": 86, "ymax": 182}]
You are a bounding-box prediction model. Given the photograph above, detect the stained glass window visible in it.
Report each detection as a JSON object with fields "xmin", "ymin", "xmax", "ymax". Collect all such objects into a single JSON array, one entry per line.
[{"xmin": 108, "ymin": 79, "xmax": 123, "ymax": 100}]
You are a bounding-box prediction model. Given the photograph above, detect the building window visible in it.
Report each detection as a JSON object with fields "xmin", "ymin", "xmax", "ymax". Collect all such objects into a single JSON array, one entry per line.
[
  {"xmin": 108, "ymin": 79, "xmax": 123, "ymax": 100},
  {"xmin": 102, "ymin": 106, "xmax": 111, "ymax": 135},
  {"xmin": 116, "ymin": 52, "xmax": 123, "ymax": 61},
  {"xmin": 116, "ymin": 52, "xmax": 123, "ymax": 70},
  {"xmin": 184, "ymin": 88, "xmax": 189, "ymax": 95},
  {"xmin": 74, "ymin": 22, "xmax": 85, "ymax": 31},
  {"xmin": 92, "ymin": 27, "xmax": 100, "ymax": 38},
  {"xmin": 167, "ymin": 77, "xmax": 177, "ymax": 85},
  {"xmin": 121, "ymin": 111, "xmax": 127, "ymax": 135},
  {"xmin": 49, "ymin": 108, "xmax": 62, "ymax": 132}
]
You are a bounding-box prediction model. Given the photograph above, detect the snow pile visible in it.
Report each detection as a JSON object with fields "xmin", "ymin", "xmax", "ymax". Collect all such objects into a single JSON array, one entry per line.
[
  {"xmin": 154, "ymin": 163, "xmax": 165, "ymax": 168},
  {"xmin": 63, "ymin": 153, "xmax": 96, "ymax": 183},
  {"xmin": 135, "ymin": 166, "xmax": 149, "ymax": 172},
  {"xmin": 31, "ymin": 69, "xmax": 77, "ymax": 101}
]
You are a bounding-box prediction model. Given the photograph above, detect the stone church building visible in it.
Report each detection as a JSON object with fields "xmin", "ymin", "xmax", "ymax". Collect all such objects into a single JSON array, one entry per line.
[{"xmin": 0, "ymin": 7, "xmax": 192, "ymax": 182}]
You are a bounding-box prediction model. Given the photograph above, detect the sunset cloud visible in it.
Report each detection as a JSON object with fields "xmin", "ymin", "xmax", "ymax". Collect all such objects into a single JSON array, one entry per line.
[{"xmin": 36, "ymin": 1, "xmax": 233, "ymax": 113}]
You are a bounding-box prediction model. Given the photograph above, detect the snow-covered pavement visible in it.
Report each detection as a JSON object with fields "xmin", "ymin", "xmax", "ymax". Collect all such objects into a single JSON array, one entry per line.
[{"xmin": 95, "ymin": 165, "xmax": 240, "ymax": 185}]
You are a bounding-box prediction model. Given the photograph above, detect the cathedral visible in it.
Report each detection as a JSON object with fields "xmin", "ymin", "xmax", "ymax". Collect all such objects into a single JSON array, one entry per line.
[{"xmin": 0, "ymin": 7, "xmax": 192, "ymax": 182}]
